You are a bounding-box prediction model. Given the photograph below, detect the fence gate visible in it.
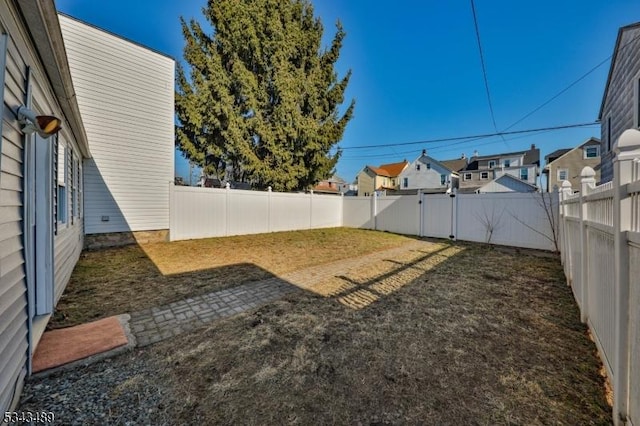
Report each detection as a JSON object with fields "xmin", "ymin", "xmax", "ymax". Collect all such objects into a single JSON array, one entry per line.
[{"xmin": 420, "ymin": 193, "xmax": 457, "ymax": 239}]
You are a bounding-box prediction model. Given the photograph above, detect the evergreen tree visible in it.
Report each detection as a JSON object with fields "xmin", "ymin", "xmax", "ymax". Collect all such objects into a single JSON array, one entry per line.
[{"xmin": 175, "ymin": 0, "xmax": 355, "ymax": 191}]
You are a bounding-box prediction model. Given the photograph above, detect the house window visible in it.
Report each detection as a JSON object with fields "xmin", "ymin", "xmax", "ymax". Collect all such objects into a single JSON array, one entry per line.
[
  {"xmin": 57, "ymin": 139, "xmax": 68, "ymax": 226},
  {"xmin": 440, "ymin": 174, "xmax": 446, "ymax": 185},
  {"xmin": 416, "ymin": 164, "xmax": 420, "ymax": 171},
  {"xmin": 464, "ymin": 173, "xmax": 472, "ymax": 180},
  {"xmin": 503, "ymin": 159, "xmax": 510, "ymax": 168},
  {"xmin": 480, "ymin": 172, "xmax": 488, "ymax": 180},
  {"xmin": 584, "ymin": 146, "xmax": 600, "ymax": 159},
  {"xmin": 403, "ymin": 177, "xmax": 408, "ymax": 188},
  {"xmin": 488, "ymin": 160, "xmax": 496, "ymax": 169},
  {"xmin": 557, "ymin": 168, "xmax": 568, "ymax": 181},
  {"xmin": 426, "ymin": 163, "xmax": 431, "ymax": 169},
  {"xmin": 520, "ymin": 168, "xmax": 528, "ymax": 181},
  {"xmin": 391, "ymin": 179, "xmax": 395, "ymax": 186}
]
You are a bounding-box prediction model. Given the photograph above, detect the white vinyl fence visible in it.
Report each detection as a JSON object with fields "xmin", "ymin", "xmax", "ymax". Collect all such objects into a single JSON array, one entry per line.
[
  {"xmin": 169, "ymin": 186, "xmax": 342, "ymax": 241},
  {"xmin": 558, "ymin": 129, "xmax": 640, "ymax": 426},
  {"xmin": 344, "ymin": 191, "xmax": 559, "ymax": 251}
]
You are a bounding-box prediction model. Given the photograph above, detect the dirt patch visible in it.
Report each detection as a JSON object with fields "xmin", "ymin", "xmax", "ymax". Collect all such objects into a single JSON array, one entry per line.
[
  {"xmin": 146, "ymin": 241, "xmax": 611, "ymax": 424},
  {"xmin": 51, "ymin": 228, "xmax": 415, "ymax": 328}
]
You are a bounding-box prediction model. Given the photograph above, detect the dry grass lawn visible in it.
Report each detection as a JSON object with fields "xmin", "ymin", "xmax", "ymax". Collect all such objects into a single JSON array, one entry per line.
[
  {"xmin": 149, "ymin": 240, "xmax": 610, "ymax": 424},
  {"xmin": 51, "ymin": 228, "xmax": 415, "ymax": 328},
  {"xmin": 33, "ymin": 232, "xmax": 611, "ymax": 424}
]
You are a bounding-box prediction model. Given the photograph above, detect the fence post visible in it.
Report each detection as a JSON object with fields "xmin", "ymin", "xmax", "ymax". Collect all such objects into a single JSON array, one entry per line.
[
  {"xmin": 612, "ymin": 129, "xmax": 640, "ymax": 424},
  {"xmin": 225, "ymin": 182, "xmax": 230, "ymax": 236},
  {"xmin": 267, "ymin": 186, "xmax": 272, "ymax": 233},
  {"xmin": 309, "ymin": 189, "xmax": 313, "ymax": 229},
  {"xmin": 559, "ymin": 181, "xmax": 573, "ymax": 269},
  {"xmin": 579, "ymin": 167, "xmax": 596, "ymax": 324}
]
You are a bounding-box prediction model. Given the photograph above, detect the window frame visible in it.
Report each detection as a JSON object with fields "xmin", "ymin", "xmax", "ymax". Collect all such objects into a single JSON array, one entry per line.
[
  {"xmin": 557, "ymin": 168, "xmax": 569, "ymax": 182},
  {"xmin": 503, "ymin": 159, "xmax": 510, "ymax": 168},
  {"xmin": 584, "ymin": 145, "xmax": 600, "ymax": 159},
  {"xmin": 480, "ymin": 171, "xmax": 489, "ymax": 180},
  {"xmin": 520, "ymin": 167, "xmax": 529, "ymax": 181},
  {"xmin": 488, "ymin": 160, "xmax": 496, "ymax": 169},
  {"xmin": 464, "ymin": 173, "xmax": 472, "ymax": 181},
  {"xmin": 56, "ymin": 138, "xmax": 68, "ymax": 228},
  {"xmin": 440, "ymin": 174, "xmax": 447, "ymax": 185},
  {"xmin": 403, "ymin": 177, "xmax": 408, "ymax": 188}
]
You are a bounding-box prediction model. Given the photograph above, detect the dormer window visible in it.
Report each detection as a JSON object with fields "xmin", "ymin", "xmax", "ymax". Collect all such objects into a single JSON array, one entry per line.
[
  {"xmin": 584, "ymin": 146, "xmax": 600, "ymax": 159},
  {"xmin": 488, "ymin": 160, "xmax": 496, "ymax": 169}
]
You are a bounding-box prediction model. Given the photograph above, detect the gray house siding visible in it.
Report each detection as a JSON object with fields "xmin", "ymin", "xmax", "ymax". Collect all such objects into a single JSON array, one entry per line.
[
  {"xmin": 600, "ymin": 24, "xmax": 640, "ymax": 183},
  {"xmin": 0, "ymin": 0, "xmax": 89, "ymax": 412},
  {"xmin": 0, "ymin": 5, "xmax": 30, "ymax": 411}
]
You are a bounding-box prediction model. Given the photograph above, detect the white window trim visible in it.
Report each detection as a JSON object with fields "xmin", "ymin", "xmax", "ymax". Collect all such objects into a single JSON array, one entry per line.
[
  {"xmin": 480, "ymin": 172, "xmax": 489, "ymax": 180},
  {"xmin": 464, "ymin": 173, "xmax": 472, "ymax": 181},
  {"xmin": 520, "ymin": 167, "xmax": 529, "ymax": 181},
  {"xmin": 57, "ymin": 139, "xmax": 68, "ymax": 229},
  {"xmin": 584, "ymin": 145, "xmax": 600, "ymax": 159},
  {"xmin": 557, "ymin": 168, "xmax": 569, "ymax": 181},
  {"xmin": 488, "ymin": 160, "xmax": 496, "ymax": 169}
]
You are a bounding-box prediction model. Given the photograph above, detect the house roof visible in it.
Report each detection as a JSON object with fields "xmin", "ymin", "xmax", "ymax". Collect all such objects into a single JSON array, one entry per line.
[
  {"xmin": 599, "ymin": 21, "xmax": 640, "ymax": 120},
  {"xmin": 464, "ymin": 145, "xmax": 539, "ymax": 170},
  {"xmin": 544, "ymin": 149, "xmax": 572, "ymax": 164},
  {"xmin": 477, "ymin": 174, "xmax": 538, "ymax": 193},
  {"xmin": 20, "ymin": 1, "xmax": 90, "ymax": 157},
  {"xmin": 543, "ymin": 137, "xmax": 601, "ymax": 168},
  {"xmin": 365, "ymin": 160, "xmax": 408, "ymax": 177},
  {"xmin": 440, "ymin": 158, "xmax": 467, "ymax": 172}
]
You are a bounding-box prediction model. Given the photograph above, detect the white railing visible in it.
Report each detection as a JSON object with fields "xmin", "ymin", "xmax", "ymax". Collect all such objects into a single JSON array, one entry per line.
[{"xmin": 558, "ymin": 128, "xmax": 640, "ymax": 425}]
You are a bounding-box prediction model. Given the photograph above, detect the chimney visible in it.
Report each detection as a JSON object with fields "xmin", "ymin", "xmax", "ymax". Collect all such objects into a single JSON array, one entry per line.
[
  {"xmin": 531, "ymin": 144, "xmax": 536, "ymax": 149},
  {"xmin": 472, "ymin": 150, "xmax": 479, "ymax": 158},
  {"xmin": 422, "ymin": 149, "xmax": 427, "ymax": 156},
  {"xmin": 461, "ymin": 153, "xmax": 466, "ymax": 160}
]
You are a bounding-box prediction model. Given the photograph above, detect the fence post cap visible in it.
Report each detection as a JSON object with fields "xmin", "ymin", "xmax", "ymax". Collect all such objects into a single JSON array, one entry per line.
[
  {"xmin": 267, "ymin": 186, "xmax": 272, "ymax": 192},
  {"xmin": 615, "ymin": 128, "xmax": 640, "ymax": 153},
  {"xmin": 580, "ymin": 166, "xmax": 596, "ymax": 179},
  {"xmin": 225, "ymin": 182, "xmax": 230, "ymax": 189}
]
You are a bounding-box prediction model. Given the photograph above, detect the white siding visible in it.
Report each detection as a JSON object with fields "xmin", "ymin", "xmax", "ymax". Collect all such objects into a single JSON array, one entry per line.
[
  {"xmin": 1, "ymin": 2, "xmax": 86, "ymax": 412},
  {"xmin": 477, "ymin": 175, "xmax": 537, "ymax": 193},
  {"xmin": 398, "ymin": 156, "xmax": 452, "ymax": 190},
  {"xmin": 59, "ymin": 15, "xmax": 175, "ymax": 234}
]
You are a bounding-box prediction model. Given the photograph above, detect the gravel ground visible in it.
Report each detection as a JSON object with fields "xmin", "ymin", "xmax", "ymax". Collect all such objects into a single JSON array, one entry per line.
[{"xmin": 19, "ymin": 348, "xmax": 176, "ymax": 425}]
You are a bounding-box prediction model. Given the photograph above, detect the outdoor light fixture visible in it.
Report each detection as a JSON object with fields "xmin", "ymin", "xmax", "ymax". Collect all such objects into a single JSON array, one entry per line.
[{"xmin": 17, "ymin": 106, "xmax": 62, "ymax": 139}]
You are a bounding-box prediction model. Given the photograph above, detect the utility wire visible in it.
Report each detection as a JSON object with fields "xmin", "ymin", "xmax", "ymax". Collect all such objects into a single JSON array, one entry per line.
[
  {"xmin": 338, "ymin": 121, "xmax": 597, "ymax": 150},
  {"xmin": 504, "ymin": 31, "xmax": 640, "ymax": 131},
  {"xmin": 470, "ymin": 0, "xmax": 508, "ymax": 147}
]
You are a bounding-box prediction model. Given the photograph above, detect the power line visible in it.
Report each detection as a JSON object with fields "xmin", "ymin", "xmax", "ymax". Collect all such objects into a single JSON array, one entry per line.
[
  {"xmin": 470, "ymin": 0, "xmax": 507, "ymax": 147},
  {"xmin": 338, "ymin": 121, "xmax": 598, "ymax": 151},
  {"xmin": 503, "ymin": 31, "xmax": 640, "ymax": 131}
]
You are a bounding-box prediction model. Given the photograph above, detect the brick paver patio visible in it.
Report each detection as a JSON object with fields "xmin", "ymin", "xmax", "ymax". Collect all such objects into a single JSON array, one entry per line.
[{"xmin": 129, "ymin": 239, "xmax": 431, "ymax": 346}]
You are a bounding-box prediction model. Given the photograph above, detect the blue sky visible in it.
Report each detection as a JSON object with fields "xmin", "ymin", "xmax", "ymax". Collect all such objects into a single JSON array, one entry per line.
[{"xmin": 56, "ymin": 0, "xmax": 640, "ymax": 186}]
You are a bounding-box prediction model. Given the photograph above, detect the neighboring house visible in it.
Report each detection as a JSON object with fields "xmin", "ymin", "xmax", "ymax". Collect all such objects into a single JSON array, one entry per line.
[
  {"xmin": 312, "ymin": 174, "xmax": 355, "ymax": 195},
  {"xmin": 58, "ymin": 14, "xmax": 175, "ymax": 246},
  {"xmin": 0, "ymin": 0, "xmax": 90, "ymax": 411},
  {"xmin": 476, "ymin": 174, "xmax": 538, "ymax": 193},
  {"xmin": 356, "ymin": 160, "xmax": 408, "ymax": 196},
  {"xmin": 395, "ymin": 150, "xmax": 461, "ymax": 193},
  {"xmin": 459, "ymin": 145, "xmax": 540, "ymax": 193},
  {"xmin": 598, "ymin": 22, "xmax": 640, "ymax": 183},
  {"xmin": 543, "ymin": 137, "xmax": 601, "ymax": 192}
]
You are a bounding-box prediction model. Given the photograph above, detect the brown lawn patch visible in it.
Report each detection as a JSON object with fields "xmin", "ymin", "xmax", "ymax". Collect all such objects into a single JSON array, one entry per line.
[
  {"xmin": 148, "ymin": 241, "xmax": 611, "ymax": 424},
  {"xmin": 51, "ymin": 228, "xmax": 415, "ymax": 328},
  {"xmin": 25, "ymin": 239, "xmax": 611, "ymax": 424}
]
